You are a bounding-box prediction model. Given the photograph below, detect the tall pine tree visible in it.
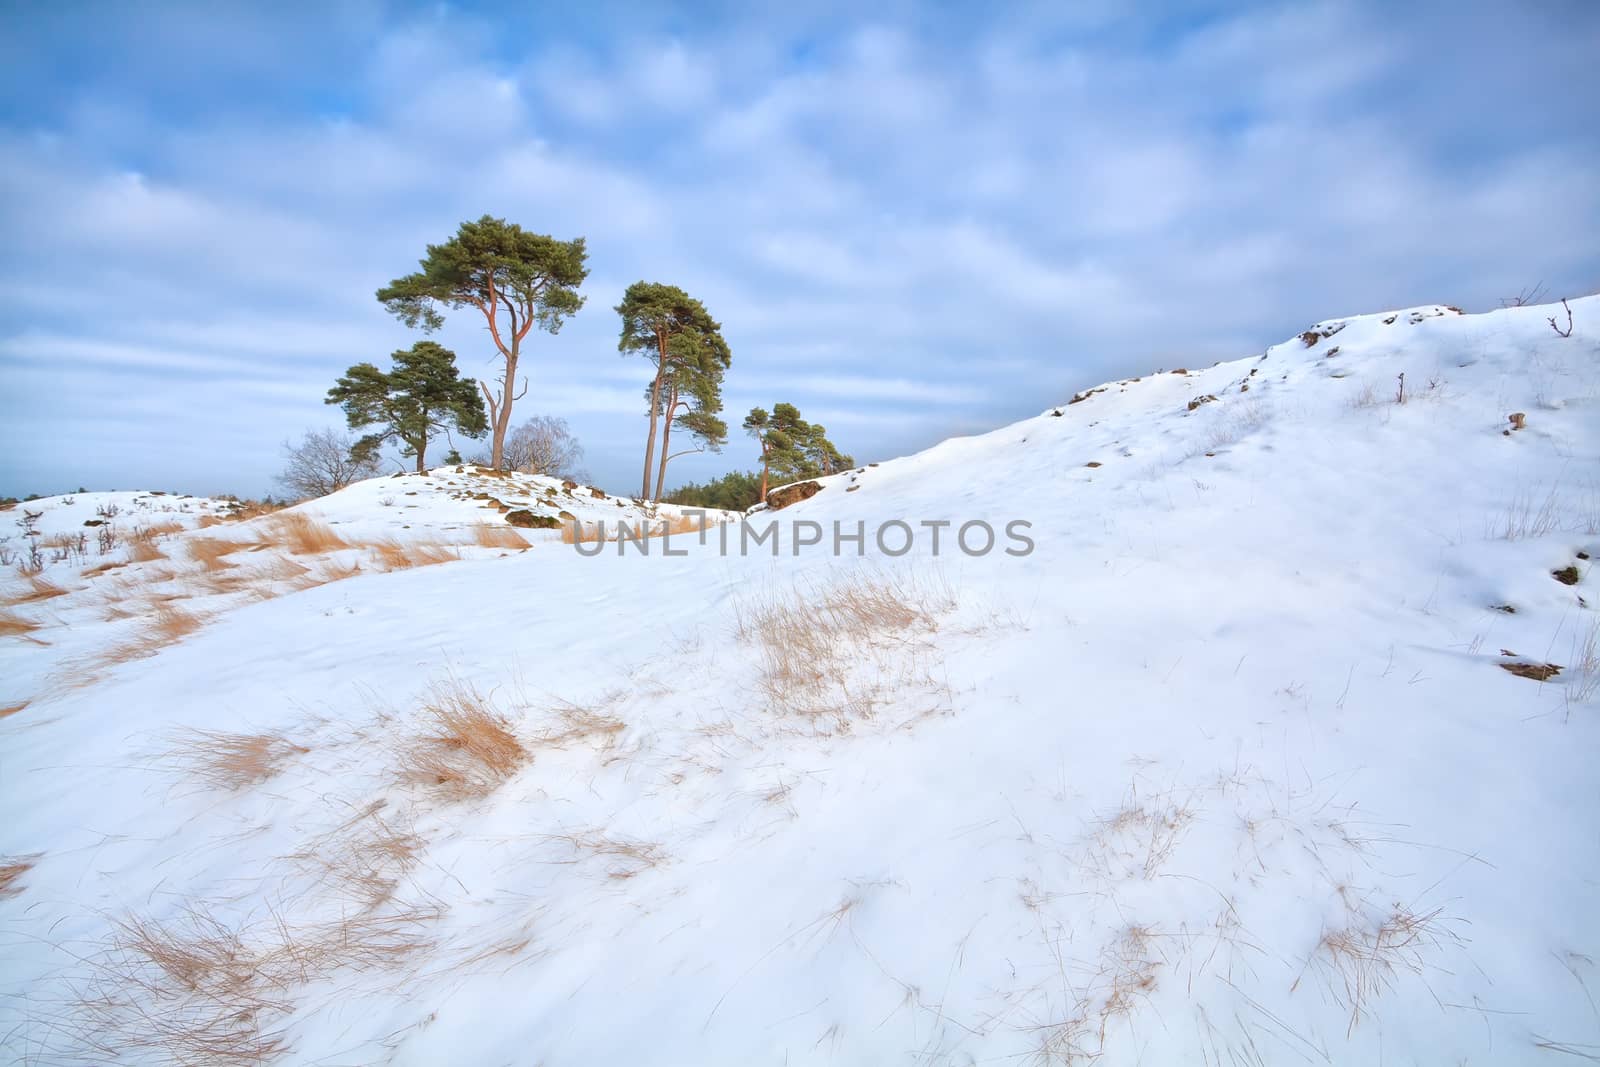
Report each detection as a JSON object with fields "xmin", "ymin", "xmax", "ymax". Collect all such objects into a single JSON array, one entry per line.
[
  {"xmin": 377, "ymin": 216, "xmax": 588, "ymax": 469},
  {"xmin": 616, "ymin": 282, "xmax": 732, "ymax": 499}
]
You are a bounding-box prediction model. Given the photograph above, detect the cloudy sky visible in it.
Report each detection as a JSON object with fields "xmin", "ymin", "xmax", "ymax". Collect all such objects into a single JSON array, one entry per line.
[{"xmin": 2, "ymin": 1, "xmax": 1596, "ymax": 498}]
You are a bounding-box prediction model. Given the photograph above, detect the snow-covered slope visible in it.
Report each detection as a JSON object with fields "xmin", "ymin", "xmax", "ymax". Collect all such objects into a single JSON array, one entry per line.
[{"xmin": 2, "ymin": 298, "xmax": 1597, "ymax": 1065}]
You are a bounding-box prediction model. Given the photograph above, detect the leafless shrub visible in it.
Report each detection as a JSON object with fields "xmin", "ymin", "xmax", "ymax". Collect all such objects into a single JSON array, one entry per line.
[
  {"xmin": 164, "ymin": 729, "xmax": 309, "ymax": 791},
  {"xmin": 493, "ymin": 414, "xmax": 587, "ymax": 478},
  {"xmin": 277, "ymin": 427, "xmax": 381, "ymax": 501},
  {"xmin": 1549, "ymin": 297, "xmax": 1574, "ymax": 338},
  {"xmin": 1501, "ymin": 282, "xmax": 1548, "ymax": 307},
  {"xmin": 401, "ymin": 678, "xmax": 529, "ymax": 799}
]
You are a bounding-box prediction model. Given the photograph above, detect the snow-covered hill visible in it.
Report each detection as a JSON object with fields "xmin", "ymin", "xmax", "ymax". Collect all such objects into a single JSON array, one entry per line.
[{"xmin": 2, "ymin": 298, "xmax": 1597, "ymax": 1065}]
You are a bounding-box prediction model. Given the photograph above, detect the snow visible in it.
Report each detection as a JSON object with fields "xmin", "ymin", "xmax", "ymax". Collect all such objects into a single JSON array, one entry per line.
[{"xmin": 2, "ymin": 297, "xmax": 1598, "ymax": 1065}]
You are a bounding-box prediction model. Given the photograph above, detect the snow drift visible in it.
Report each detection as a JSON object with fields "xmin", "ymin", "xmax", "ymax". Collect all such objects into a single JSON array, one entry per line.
[{"xmin": 1, "ymin": 297, "xmax": 1597, "ymax": 1065}]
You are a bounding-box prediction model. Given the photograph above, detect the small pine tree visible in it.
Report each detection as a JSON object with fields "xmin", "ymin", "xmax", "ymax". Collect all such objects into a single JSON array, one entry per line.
[{"xmin": 326, "ymin": 341, "xmax": 488, "ymax": 473}]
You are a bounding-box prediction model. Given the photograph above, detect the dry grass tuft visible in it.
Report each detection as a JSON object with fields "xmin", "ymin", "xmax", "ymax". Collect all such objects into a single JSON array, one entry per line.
[
  {"xmin": 9, "ymin": 575, "xmax": 74, "ymax": 604},
  {"xmin": 288, "ymin": 800, "xmax": 425, "ymax": 909},
  {"xmin": 0, "ymin": 699, "xmax": 29, "ymax": 719},
  {"xmin": 734, "ymin": 573, "xmax": 954, "ymax": 729},
  {"xmin": 165, "ymin": 729, "xmax": 309, "ymax": 791},
  {"xmin": 186, "ymin": 537, "xmax": 249, "ymax": 572},
  {"xmin": 126, "ymin": 538, "xmax": 169, "ymax": 563},
  {"xmin": 0, "ymin": 608, "xmax": 44, "ymax": 639},
  {"xmin": 79, "ymin": 900, "xmax": 434, "ymax": 1065},
  {"xmin": 368, "ymin": 538, "xmax": 460, "ymax": 571},
  {"xmin": 265, "ymin": 512, "xmax": 350, "ymax": 554},
  {"xmin": 1296, "ymin": 902, "xmax": 1463, "ymax": 1037},
  {"xmin": 97, "ymin": 606, "xmax": 207, "ymax": 667},
  {"xmin": 549, "ymin": 830, "xmax": 667, "ymax": 880},
  {"xmin": 562, "ymin": 512, "xmax": 710, "ymax": 544},
  {"xmin": 471, "ymin": 524, "xmax": 529, "ymax": 549},
  {"xmin": 536, "ymin": 696, "xmax": 627, "ymax": 749},
  {"xmin": 0, "ymin": 853, "xmax": 40, "ymax": 899},
  {"xmin": 402, "ymin": 678, "xmax": 529, "ymax": 799}
]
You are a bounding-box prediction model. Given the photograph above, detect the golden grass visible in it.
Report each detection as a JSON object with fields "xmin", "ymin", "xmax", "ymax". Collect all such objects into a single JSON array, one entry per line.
[
  {"xmin": 537, "ymin": 697, "xmax": 627, "ymax": 749},
  {"xmin": 0, "ymin": 699, "xmax": 28, "ymax": 719},
  {"xmin": 562, "ymin": 512, "xmax": 709, "ymax": 544},
  {"xmin": 549, "ymin": 830, "xmax": 666, "ymax": 880},
  {"xmin": 734, "ymin": 574, "xmax": 953, "ymax": 728},
  {"xmin": 127, "ymin": 539, "xmax": 169, "ymax": 563},
  {"xmin": 186, "ymin": 537, "xmax": 249, "ymax": 571},
  {"xmin": 265, "ymin": 512, "xmax": 350, "ymax": 554},
  {"xmin": 0, "ymin": 853, "xmax": 39, "ymax": 899},
  {"xmin": 7, "ymin": 575, "xmax": 73, "ymax": 604},
  {"xmin": 1295, "ymin": 902, "xmax": 1463, "ymax": 1037},
  {"xmin": 288, "ymin": 799, "xmax": 424, "ymax": 909},
  {"xmin": 165, "ymin": 729, "xmax": 309, "ymax": 791},
  {"xmin": 471, "ymin": 523, "xmax": 530, "ymax": 549},
  {"xmin": 402, "ymin": 678, "xmax": 529, "ymax": 799},
  {"xmin": 98, "ymin": 606, "xmax": 207, "ymax": 667},
  {"xmin": 368, "ymin": 538, "xmax": 460, "ymax": 570},
  {"xmin": 80, "ymin": 900, "xmax": 434, "ymax": 1066},
  {"xmin": 138, "ymin": 520, "xmax": 186, "ymax": 539},
  {"xmin": 0, "ymin": 608, "xmax": 43, "ymax": 639}
]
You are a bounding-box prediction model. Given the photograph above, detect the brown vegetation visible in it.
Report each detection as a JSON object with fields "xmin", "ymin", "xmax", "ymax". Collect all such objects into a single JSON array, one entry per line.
[
  {"xmin": 165, "ymin": 729, "xmax": 309, "ymax": 791},
  {"xmin": 0, "ymin": 853, "xmax": 39, "ymax": 899},
  {"xmin": 401, "ymin": 678, "xmax": 530, "ymax": 799}
]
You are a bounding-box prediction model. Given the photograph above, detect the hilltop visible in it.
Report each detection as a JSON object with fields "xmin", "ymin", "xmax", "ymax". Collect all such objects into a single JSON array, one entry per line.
[{"xmin": 1, "ymin": 297, "xmax": 1597, "ymax": 1065}]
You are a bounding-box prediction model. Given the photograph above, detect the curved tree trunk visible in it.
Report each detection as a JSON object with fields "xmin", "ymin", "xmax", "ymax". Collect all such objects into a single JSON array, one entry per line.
[{"xmin": 640, "ymin": 332, "xmax": 667, "ymax": 498}]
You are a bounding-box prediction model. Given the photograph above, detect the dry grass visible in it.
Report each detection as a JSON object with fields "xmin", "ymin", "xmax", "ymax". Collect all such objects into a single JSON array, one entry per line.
[
  {"xmin": 401, "ymin": 678, "xmax": 529, "ymax": 799},
  {"xmin": 0, "ymin": 608, "xmax": 43, "ymax": 639},
  {"xmin": 548, "ymin": 830, "xmax": 666, "ymax": 880},
  {"xmin": 288, "ymin": 800, "xmax": 424, "ymax": 909},
  {"xmin": 471, "ymin": 524, "xmax": 529, "ymax": 549},
  {"xmin": 97, "ymin": 606, "xmax": 207, "ymax": 667},
  {"xmin": 137, "ymin": 520, "xmax": 187, "ymax": 539},
  {"xmin": 1295, "ymin": 902, "xmax": 1463, "ymax": 1037},
  {"xmin": 127, "ymin": 538, "xmax": 170, "ymax": 563},
  {"xmin": 368, "ymin": 538, "xmax": 460, "ymax": 571},
  {"xmin": 0, "ymin": 853, "xmax": 39, "ymax": 899},
  {"xmin": 186, "ymin": 537, "xmax": 249, "ymax": 571},
  {"xmin": 535, "ymin": 695, "xmax": 627, "ymax": 750},
  {"xmin": 0, "ymin": 699, "xmax": 28, "ymax": 719},
  {"xmin": 8, "ymin": 575, "xmax": 74, "ymax": 604},
  {"xmin": 734, "ymin": 573, "xmax": 954, "ymax": 728},
  {"xmin": 1567, "ymin": 617, "xmax": 1600, "ymax": 709},
  {"xmin": 264, "ymin": 513, "xmax": 350, "ymax": 554},
  {"xmin": 78, "ymin": 900, "xmax": 434, "ymax": 1066},
  {"xmin": 164, "ymin": 729, "xmax": 309, "ymax": 791},
  {"xmin": 562, "ymin": 512, "xmax": 710, "ymax": 544}
]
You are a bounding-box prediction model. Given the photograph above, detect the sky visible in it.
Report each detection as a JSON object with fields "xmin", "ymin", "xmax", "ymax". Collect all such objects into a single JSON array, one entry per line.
[{"xmin": 1, "ymin": 0, "xmax": 1597, "ymax": 499}]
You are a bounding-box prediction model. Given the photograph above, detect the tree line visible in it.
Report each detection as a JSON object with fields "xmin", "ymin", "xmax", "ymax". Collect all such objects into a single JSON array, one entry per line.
[{"xmin": 314, "ymin": 215, "xmax": 846, "ymax": 508}]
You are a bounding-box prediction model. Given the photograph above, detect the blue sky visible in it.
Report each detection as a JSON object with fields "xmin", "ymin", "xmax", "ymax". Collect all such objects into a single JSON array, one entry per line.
[{"xmin": 2, "ymin": 1, "xmax": 1597, "ymax": 498}]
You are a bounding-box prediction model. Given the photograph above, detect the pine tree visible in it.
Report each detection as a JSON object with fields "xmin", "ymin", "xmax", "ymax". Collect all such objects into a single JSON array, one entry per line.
[
  {"xmin": 616, "ymin": 282, "xmax": 732, "ymax": 499},
  {"xmin": 377, "ymin": 216, "xmax": 588, "ymax": 469},
  {"xmin": 326, "ymin": 341, "xmax": 488, "ymax": 473},
  {"xmin": 743, "ymin": 403, "xmax": 852, "ymax": 501}
]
